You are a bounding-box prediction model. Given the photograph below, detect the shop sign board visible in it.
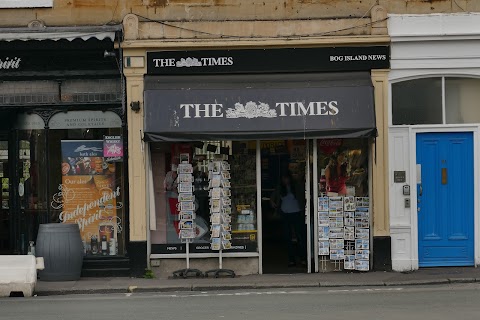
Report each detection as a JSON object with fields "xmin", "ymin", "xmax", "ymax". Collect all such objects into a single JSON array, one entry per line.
[
  {"xmin": 144, "ymin": 79, "xmax": 375, "ymax": 141},
  {"xmin": 0, "ymin": 56, "xmax": 21, "ymax": 70},
  {"xmin": 147, "ymin": 46, "xmax": 389, "ymax": 75},
  {"xmin": 49, "ymin": 111, "xmax": 122, "ymax": 129},
  {"xmin": 14, "ymin": 113, "xmax": 45, "ymax": 130},
  {"xmin": 394, "ymin": 171, "xmax": 406, "ymax": 183},
  {"xmin": 152, "ymin": 242, "xmax": 257, "ymax": 254}
]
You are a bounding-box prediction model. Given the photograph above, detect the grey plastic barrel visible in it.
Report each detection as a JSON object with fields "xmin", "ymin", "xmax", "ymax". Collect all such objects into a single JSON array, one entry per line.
[{"xmin": 36, "ymin": 223, "xmax": 84, "ymax": 281}]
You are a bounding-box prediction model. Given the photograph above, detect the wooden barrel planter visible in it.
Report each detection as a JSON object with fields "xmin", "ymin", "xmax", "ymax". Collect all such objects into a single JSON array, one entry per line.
[{"xmin": 36, "ymin": 223, "xmax": 83, "ymax": 281}]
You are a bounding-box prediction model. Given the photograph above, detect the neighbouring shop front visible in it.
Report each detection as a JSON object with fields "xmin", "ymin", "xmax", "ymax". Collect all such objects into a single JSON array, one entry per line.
[
  {"xmin": 142, "ymin": 46, "xmax": 390, "ymax": 275},
  {"xmin": 0, "ymin": 26, "xmax": 133, "ymax": 276},
  {"xmin": 388, "ymin": 13, "xmax": 480, "ymax": 272}
]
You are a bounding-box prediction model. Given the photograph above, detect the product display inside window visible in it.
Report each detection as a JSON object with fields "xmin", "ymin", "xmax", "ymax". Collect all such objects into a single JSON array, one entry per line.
[
  {"xmin": 3, "ymin": 126, "xmax": 126, "ymax": 257},
  {"xmin": 316, "ymin": 139, "xmax": 370, "ymax": 271},
  {"xmin": 49, "ymin": 129, "xmax": 126, "ymax": 257},
  {"xmin": 149, "ymin": 138, "xmax": 371, "ymax": 273},
  {"xmin": 150, "ymin": 141, "xmax": 258, "ymax": 254}
]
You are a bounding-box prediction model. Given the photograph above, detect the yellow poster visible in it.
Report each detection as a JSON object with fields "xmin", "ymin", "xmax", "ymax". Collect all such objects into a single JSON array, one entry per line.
[{"xmin": 60, "ymin": 140, "xmax": 120, "ymax": 256}]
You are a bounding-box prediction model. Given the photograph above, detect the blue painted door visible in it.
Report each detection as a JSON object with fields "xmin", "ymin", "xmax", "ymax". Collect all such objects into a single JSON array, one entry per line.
[{"xmin": 417, "ymin": 132, "xmax": 474, "ymax": 267}]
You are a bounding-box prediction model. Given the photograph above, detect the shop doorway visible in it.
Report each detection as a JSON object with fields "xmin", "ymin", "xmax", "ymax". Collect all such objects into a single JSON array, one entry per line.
[
  {"xmin": 0, "ymin": 135, "xmax": 10, "ymax": 254},
  {"xmin": 416, "ymin": 132, "xmax": 474, "ymax": 267},
  {"xmin": 261, "ymin": 140, "xmax": 310, "ymax": 273},
  {"xmin": 0, "ymin": 128, "xmax": 50, "ymax": 255}
]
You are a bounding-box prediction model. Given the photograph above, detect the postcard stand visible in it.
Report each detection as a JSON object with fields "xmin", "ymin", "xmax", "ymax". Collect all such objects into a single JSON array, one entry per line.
[
  {"xmin": 320, "ymin": 255, "xmax": 328, "ymax": 273},
  {"xmin": 205, "ymin": 247, "xmax": 235, "ymax": 278},
  {"xmin": 173, "ymin": 162, "xmax": 203, "ymax": 278},
  {"xmin": 173, "ymin": 239, "xmax": 203, "ymax": 278},
  {"xmin": 205, "ymin": 160, "xmax": 235, "ymax": 278}
]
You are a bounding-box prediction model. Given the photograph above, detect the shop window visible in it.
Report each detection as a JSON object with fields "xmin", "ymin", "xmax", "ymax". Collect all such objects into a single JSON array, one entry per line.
[
  {"xmin": 392, "ymin": 78, "xmax": 443, "ymax": 125},
  {"xmin": 17, "ymin": 130, "xmax": 49, "ymax": 249},
  {"xmin": 317, "ymin": 139, "xmax": 369, "ymax": 197},
  {"xmin": 150, "ymin": 141, "xmax": 258, "ymax": 254},
  {"xmin": 316, "ymin": 139, "xmax": 371, "ymax": 271},
  {"xmin": 47, "ymin": 128, "xmax": 127, "ymax": 257},
  {"xmin": 445, "ymin": 77, "xmax": 480, "ymax": 124}
]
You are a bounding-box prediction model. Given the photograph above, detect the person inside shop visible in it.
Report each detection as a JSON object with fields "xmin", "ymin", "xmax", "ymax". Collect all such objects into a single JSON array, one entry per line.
[
  {"xmin": 270, "ymin": 170, "xmax": 307, "ymax": 267},
  {"xmin": 325, "ymin": 150, "xmax": 349, "ymax": 195}
]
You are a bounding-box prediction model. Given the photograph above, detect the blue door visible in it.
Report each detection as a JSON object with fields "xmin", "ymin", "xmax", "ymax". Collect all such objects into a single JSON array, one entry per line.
[{"xmin": 417, "ymin": 132, "xmax": 474, "ymax": 267}]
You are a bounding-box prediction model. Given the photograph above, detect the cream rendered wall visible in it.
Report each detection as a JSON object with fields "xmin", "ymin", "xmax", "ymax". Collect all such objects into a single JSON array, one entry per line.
[
  {"xmin": 1, "ymin": 1, "xmax": 479, "ymax": 29},
  {"xmin": 372, "ymin": 70, "xmax": 390, "ymax": 238},
  {"xmin": 124, "ymin": 47, "xmax": 148, "ymax": 242}
]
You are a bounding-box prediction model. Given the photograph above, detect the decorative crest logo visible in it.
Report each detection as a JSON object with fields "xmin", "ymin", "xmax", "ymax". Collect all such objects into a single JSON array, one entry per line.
[
  {"xmin": 176, "ymin": 58, "xmax": 202, "ymax": 68},
  {"xmin": 225, "ymin": 101, "xmax": 277, "ymax": 119}
]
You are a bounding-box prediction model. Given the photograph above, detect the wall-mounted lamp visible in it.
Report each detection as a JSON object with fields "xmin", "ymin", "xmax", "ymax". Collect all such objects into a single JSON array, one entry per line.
[{"xmin": 130, "ymin": 101, "xmax": 141, "ymax": 113}]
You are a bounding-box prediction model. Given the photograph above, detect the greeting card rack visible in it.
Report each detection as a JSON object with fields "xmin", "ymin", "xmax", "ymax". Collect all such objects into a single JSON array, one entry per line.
[
  {"xmin": 205, "ymin": 160, "xmax": 235, "ymax": 278},
  {"xmin": 318, "ymin": 196, "xmax": 370, "ymax": 272},
  {"xmin": 173, "ymin": 162, "xmax": 203, "ymax": 278}
]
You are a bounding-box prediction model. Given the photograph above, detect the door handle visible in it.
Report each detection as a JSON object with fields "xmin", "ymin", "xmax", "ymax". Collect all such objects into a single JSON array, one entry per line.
[{"xmin": 441, "ymin": 168, "xmax": 448, "ymax": 185}]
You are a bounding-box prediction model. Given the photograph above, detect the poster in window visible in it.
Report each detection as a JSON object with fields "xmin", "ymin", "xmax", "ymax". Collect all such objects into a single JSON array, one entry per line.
[
  {"xmin": 103, "ymin": 135, "xmax": 123, "ymax": 162},
  {"xmin": 59, "ymin": 140, "xmax": 120, "ymax": 256}
]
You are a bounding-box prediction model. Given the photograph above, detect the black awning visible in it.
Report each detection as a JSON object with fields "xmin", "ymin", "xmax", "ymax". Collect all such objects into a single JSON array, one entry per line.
[{"xmin": 144, "ymin": 72, "xmax": 376, "ymax": 142}]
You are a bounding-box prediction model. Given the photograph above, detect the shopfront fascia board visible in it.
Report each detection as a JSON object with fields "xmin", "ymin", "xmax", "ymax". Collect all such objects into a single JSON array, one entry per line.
[
  {"xmin": 388, "ymin": 13, "xmax": 480, "ymax": 40},
  {"xmin": 121, "ymin": 35, "xmax": 390, "ymax": 50},
  {"xmin": 121, "ymin": 37, "xmax": 390, "ymax": 78},
  {"xmin": 146, "ymin": 46, "xmax": 389, "ymax": 76}
]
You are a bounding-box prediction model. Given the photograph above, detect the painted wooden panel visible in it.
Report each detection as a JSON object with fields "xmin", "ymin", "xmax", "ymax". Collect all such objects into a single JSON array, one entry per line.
[
  {"xmin": 417, "ymin": 132, "xmax": 474, "ymax": 267},
  {"xmin": 389, "ymin": 128, "xmax": 411, "ymax": 226}
]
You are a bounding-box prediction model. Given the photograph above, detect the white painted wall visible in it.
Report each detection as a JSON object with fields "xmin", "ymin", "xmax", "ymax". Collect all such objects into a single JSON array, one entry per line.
[
  {"xmin": 0, "ymin": 0, "xmax": 52, "ymax": 8},
  {"xmin": 388, "ymin": 13, "xmax": 480, "ymax": 271}
]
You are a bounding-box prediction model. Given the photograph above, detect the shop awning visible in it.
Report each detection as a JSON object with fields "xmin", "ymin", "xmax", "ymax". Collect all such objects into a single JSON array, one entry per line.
[
  {"xmin": 144, "ymin": 72, "xmax": 376, "ymax": 141},
  {"xmin": 0, "ymin": 25, "xmax": 121, "ymax": 42}
]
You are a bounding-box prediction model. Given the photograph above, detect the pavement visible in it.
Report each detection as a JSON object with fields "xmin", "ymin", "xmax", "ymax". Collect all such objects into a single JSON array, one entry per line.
[{"xmin": 34, "ymin": 267, "xmax": 480, "ymax": 296}]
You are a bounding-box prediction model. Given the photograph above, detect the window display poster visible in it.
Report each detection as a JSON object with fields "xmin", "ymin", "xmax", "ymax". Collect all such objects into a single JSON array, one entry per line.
[
  {"xmin": 103, "ymin": 135, "xmax": 123, "ymax": 162},
  {"xmin": 151, "ymin": 141, "xmax": 260, "ymax": 254},
  {"xmin": 60, "ymin": 140, "xmax": 119, "ymax": 256},
  {"xmin": 317, "ymin": 139, "xmax": 369, "ymax": 197}
]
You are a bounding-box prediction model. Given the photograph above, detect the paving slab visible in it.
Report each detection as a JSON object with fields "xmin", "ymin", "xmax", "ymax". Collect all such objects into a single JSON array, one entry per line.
[
  {"xmin": 384, "ymin": 279, "xmax": 450, "ymax": 286},
  {"xmin": 319, "ymin": 281, "xmax": 385, "ymax": 287},
  {"xmin": 447, "ymin": 278, "xmax": 477, "ymax": 284}
]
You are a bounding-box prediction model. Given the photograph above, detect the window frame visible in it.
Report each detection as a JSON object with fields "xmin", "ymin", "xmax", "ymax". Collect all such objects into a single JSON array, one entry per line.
[{"xmin": 391, "ymin": 76, "xmax": 480, "ymax": 127}]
